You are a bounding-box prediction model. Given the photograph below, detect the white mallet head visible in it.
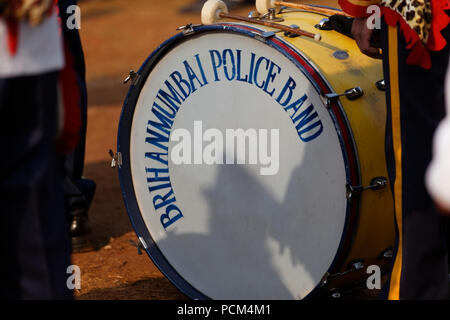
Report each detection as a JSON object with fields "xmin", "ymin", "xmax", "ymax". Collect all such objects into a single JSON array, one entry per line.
[
  {"xmin": 201, "ymin": 0, "xmax": 229, "ymax": 25},
  {"xmin": 255, "ymin": 0, "xmax": 279, "ymax": 14}
]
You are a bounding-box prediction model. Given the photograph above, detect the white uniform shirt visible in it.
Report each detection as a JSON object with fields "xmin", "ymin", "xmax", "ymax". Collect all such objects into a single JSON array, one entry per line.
[
  {"xmin": 0, "ymin": 11, "xmax": 64, "ymax": 77},
  {"xmin": 426, "ymin": 58, "xmax": 450, "ymax": 210}
]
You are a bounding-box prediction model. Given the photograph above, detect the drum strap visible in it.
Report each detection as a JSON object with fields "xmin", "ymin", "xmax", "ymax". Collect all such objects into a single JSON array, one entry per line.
[{"xmin": 386, "ymin": 25, "xmax": 402, "ymax": 301}]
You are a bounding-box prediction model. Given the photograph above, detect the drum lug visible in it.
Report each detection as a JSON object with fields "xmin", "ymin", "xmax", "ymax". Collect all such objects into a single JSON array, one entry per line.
[
  {"xmin": 260, "ymin": 7, "xmax": 284, "ymax": 22},
  {"xmin": 324, "ymin": 87, "xmax": 364, "ymax": 107},
  {"xmin": 109, "ymin": 149, "xmax": 123, "ymax": 169},
  {"xmin": 346, "ymin": 176, "xmax": 387, "ymax": 200},
  {"xmin": 123, "ymin": 70, "xmax": 140, "ymax": 86},
  {"xmin": 315, "ymin": 18, "xmax": 333, "ymax": 31}
]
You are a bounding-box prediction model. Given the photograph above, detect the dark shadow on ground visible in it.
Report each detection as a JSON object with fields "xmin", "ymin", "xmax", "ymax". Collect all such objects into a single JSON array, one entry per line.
[
  {"xmin": 77, "ymin": 278, "xmax": 187, "ymax": 300},
  {"xmin": 83, "ymin": 160, "xmax": 133, "ymax": 249},
  {"xmin": 87, "ymin": 77, "xmax": 130, "ymax": 107}
]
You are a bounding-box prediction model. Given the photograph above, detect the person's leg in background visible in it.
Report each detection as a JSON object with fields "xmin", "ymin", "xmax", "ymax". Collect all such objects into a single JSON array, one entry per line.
[
  {"xmin": 58, "ymin": 0, "xmax": 96, "ymax": 251},
  {"xmin": 381, "ymin": 19, "xmax": 450, "ymax": 299},
  {"xmin": 0, "ymin": 72, "xmax": 72, "ymax": 299}
]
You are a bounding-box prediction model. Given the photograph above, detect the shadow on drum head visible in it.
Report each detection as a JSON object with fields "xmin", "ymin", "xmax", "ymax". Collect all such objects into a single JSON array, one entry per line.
[{"xmin": 155, "ymin": 144, "xmax": 343, "ymax": 300}]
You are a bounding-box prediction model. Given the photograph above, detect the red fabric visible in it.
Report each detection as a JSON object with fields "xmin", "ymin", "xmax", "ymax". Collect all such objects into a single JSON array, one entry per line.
[
  {"xmin": 57, "ymin": 40, "xmax": 81, "ymax": 154},
  {"xmin": 381, "ymin": 0, "xmax": 450, "ymax": 69},
  {"xmin": 427, "ymin": 0, "xmax": 450, "ymax": 51},
  {"xmin": 6, "ymin": 18, "xmax": 18, "ymax": 55},
  {"xmin": 338, "ymin": 0, "xmax": 378, "ymax": 18}
]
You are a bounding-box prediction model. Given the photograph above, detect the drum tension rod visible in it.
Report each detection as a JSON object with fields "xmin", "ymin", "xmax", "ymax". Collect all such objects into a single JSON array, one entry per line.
[
  {"xmin": 176, "ymin": 23, "xmax": 202, "ymax": 35},
  {"xmin": 324, "ymin": 87, "xmax": 364, "ymax": 107},
  {"xmin": 130, "ymin": 237, "xmax": 148, "ymax": 256},
  {"xmin": 320, "ymin": 260, "xmax": 365, "ymax": 286},
  {"xmin": 346, "ymin": 176, "xmax": 387, "ymax": 200},
  {"xmin": 129, "ymin": 240, "xmax": 144, "ymax": 255},
  {"xmin": 315, "ymin": 18, "xmax": 333, "ymax": 31},
  {"xmin": 123, "ymin": 70, "xmax": 140, "ymax": 85},
  {"xmin": 109, "ymin": 149, "xmax": 122, "ymax": 169},
  {"xmin": 376, "ymin": 79, "xmax": 386, "ymax": 91}
]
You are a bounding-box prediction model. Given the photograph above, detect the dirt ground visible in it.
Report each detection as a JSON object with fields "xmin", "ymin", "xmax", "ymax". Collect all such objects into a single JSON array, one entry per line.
[{"xmin": 73, "ymin": 0, "xmax": 344, "ymax": 300}]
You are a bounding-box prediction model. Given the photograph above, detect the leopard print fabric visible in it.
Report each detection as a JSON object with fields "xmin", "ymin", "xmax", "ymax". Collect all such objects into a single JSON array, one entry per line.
[{"xmin": 380, "ymin": 0, "xmax": 432, "ymax": 43}]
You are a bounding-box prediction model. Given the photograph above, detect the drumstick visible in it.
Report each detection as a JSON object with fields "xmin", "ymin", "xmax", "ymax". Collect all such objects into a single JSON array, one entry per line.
[
  {"xmin": 222, "ymin": 12, "xmax": 321, "ymax": 40},
  {"xmin": 201, "ymin": 0, "xmax": 321, "ymax": 41},
  {"xmin": 256, "ymin": 0, "xmax": 351, "ymax": 17},
  {"xmin": 275, "ymin": 1, "xmax": 351, "ymax": 17}
]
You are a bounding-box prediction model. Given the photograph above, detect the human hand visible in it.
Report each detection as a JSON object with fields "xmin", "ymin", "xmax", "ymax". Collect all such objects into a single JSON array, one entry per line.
[
  {"xmin": 0, "ymin": 0, "xmax": 54, "ymax": 26},
  {"xmin": 351, "ymin": 17, "xmax": 382, "ymax": 59}
]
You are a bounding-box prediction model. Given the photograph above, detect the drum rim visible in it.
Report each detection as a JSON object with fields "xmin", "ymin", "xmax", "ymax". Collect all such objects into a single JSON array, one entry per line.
[{"xmin": 117, "ymin": 24, "xmax": 361, "ymax": 300}]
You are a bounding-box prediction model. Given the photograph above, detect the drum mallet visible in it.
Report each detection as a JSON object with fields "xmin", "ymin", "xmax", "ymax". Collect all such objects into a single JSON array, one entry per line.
[
  {"xmin": 256, "ymin": 0, "xmax": 351, "ymax": 17},
  {"xmin": 201, "ymin": 0, "xmax": 321, "ymax": 41}
]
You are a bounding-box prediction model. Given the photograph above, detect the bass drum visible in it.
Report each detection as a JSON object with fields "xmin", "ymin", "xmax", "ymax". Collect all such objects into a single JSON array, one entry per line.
[{"xmin": 118, "ymin": 9, "xmax": 395, "ymax": 300}]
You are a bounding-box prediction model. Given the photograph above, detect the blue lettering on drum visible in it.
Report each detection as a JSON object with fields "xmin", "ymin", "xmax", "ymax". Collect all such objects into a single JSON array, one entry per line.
[
  {"xmin": 144, "ymin": 49, "xmax": 324, "ymax": 230},
  {"xmin": 276, "ymin": 76, "xmax": 323, "ymax": 142}
]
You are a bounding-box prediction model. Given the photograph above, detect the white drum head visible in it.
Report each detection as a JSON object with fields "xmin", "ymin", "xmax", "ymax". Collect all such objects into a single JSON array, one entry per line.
[{"xmin": 126, "ymin": 29, "xmax": 348, "ymax": 299}]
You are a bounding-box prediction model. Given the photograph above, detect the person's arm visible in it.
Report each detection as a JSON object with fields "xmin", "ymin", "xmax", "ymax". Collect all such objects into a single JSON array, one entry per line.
[{"xmin": 339, "ymin": 0, "xmax": 382, "ymax": 59}]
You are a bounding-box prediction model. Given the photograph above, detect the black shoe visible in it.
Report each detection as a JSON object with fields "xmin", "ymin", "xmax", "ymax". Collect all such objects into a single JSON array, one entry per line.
[{"xmin": 70, "ymin": 207, "xmax": 93, "ymax": 253}]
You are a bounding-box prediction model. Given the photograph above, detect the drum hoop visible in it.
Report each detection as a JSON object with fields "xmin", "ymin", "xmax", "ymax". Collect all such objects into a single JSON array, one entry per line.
[{"xmin": 117, "ymin": 24, "xmax": 362, "ymax": 300}]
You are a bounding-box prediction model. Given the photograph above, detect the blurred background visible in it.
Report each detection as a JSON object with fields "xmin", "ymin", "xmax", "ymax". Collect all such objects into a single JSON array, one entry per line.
[{"xmin": 75, "ymin": 0, "xmax": 339, "ymax": 300}]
